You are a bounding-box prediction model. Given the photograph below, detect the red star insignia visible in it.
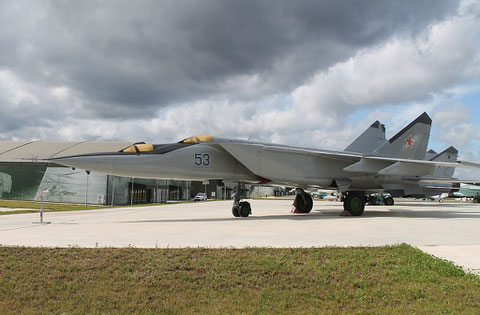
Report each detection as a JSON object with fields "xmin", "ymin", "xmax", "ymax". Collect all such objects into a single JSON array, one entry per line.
[{"xmin": 405, "ymin": 135, "xmax": 414, "ymax": 148}]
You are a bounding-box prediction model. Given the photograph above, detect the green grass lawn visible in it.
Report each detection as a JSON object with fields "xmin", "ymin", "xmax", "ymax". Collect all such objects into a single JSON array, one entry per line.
[
  {"xmin": 0, "ymin": 244, "xmax": 479, "ymax": 313},
  {"xmin": 0, "ymin": 200, "xmax": 106, "ymax": 215},
  {"xmin": 0, "ymin": 199, "xmax": 220, "ymax": 215}
]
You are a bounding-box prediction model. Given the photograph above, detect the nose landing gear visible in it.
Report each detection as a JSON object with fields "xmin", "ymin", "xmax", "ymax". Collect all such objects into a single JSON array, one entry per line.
[{"xmin": 232, "ymin": 182, "xmax": 251, "ymax": 217}]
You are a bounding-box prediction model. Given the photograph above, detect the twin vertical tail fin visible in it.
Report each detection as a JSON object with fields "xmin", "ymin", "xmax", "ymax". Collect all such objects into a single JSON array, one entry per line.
[
  {"xmin": 372, "ymin": 112, "xmax": 432, "ymax": 160},
  {"xmin": 345, "ymin": 121, "xmax": 386, "ymax": 153},
  {"xmin": 429, "ymin": 146, "xmax": 458, "ymax": 178}
]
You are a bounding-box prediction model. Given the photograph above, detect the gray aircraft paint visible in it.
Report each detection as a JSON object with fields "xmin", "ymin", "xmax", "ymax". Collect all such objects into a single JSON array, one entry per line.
[
  {"xmin": 430, "ymin": 146, "xmax": 458, "ymax": 178},
  {"xmin": 343, "ymin": 114, "xmax": 454, "ymax": 198},
  {"xmin": 425, "ymin": 149, "xmax": 438, "ymax": 161},
  {"xmin": 345, "ymin": 121, "xmax": 386, "ymax": 153},
  {"xmin": 57, "ymin": 144, "xmax": 260, "ymax": 183},
  {"xmin": 407, "ymin": 147, "xmax": 459, "ymax": 198},
  {"xmin": 373, "ymin": 112, "xmax": 431, "ymax": 160}
]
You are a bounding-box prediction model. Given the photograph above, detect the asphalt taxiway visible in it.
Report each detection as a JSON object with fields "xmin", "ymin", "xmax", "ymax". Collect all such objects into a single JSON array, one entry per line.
[{"xmin": 1, "ymin": 199, "xmax": 479, "ymax": 274}]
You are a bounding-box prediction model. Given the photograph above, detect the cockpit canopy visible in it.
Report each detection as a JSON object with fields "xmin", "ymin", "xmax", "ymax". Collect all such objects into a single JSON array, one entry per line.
[
  {"xmin": 122, "ymin": 143, "xmax": 154, "ymax": 153},
  {"xmin": 120, "ymin": 136, "xmax": 213, "ymax": 154},
  {"xmin": 180, "ymin": 135, "xmax": 213, "ymax": 144}
]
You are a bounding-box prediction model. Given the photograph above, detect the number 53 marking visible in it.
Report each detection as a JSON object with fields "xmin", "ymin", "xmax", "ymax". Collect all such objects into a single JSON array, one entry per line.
[{"xmin": 194, "ymin": 153, "xmax": 210, "ymax": 166}]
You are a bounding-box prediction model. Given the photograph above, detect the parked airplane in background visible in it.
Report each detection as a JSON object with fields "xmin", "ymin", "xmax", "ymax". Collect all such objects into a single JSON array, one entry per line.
[
  {"xmin": 52, "ymin": 112, "xmax": 480, "ymax": 217},
  {"xmin": 453, "ymin": 183, "xmax": 480, "ymax": 203}
]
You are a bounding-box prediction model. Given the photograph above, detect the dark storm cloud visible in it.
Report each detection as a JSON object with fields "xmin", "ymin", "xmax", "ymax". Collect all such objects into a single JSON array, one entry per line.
[
  {"xmin": 0, "ymin": 0, "xmax": 459, "ymax": 118},
  {"xmin": 0, "ymin": 83, "xmax": 64, "ymax": 139}
]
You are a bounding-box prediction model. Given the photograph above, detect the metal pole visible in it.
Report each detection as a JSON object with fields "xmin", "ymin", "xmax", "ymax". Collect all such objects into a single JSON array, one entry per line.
[
  {"xmin": 33, "ymin": 191, "xmax": 50, "ymax": 224},
  {"xmin": 85, "ymin": 171, "xmax": 90, "ymax": 208},
  {"xmin": 111, "ymin": 177, "xmax": 115, "ymax": 207},
  {"xmin": 166, "ymin": 181, "xmax": 169, "ymax": 202},
  {"xmin": 130, "ymin": 178, "xmax": 134, "ymax": 206},
  {"xmin": 40, "ymin": 195, "xmax": 44, "ymax": 223}
]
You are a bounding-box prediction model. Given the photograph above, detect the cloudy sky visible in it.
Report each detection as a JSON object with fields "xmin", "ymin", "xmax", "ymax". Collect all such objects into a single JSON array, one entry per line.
[{"xmin": 1, "ymin": 0, "xmax": 479, "ymax": 175}]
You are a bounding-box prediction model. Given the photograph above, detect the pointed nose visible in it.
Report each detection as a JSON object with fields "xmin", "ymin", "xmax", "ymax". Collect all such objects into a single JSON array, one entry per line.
[{"xmin": 51, "ymin": 155, "xmax": 114, "ymax": 173}]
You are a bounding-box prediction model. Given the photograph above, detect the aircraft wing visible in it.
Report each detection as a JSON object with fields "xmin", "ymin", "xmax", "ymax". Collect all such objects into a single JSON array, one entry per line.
[
  {"xmin": 456, "ymin": 161, "xmax": 480, "ymax": 168},
  {"xmin": 219, "ymin": 142, "xmax": 480, "ymax": 178},
  {"xmin": 248, "ymin": 143, "xmax": 478, "ymax": 168},
  {"xmin": 413, "ymin": 178, "xmax": 480, "ymax": 184},
  {"xmin": 264, "ymin": 145, "xmax": 361, "ymax": 160},
  {"xmin": 360, "ymin": 155, "xmax": 480, "ymax": 168}
]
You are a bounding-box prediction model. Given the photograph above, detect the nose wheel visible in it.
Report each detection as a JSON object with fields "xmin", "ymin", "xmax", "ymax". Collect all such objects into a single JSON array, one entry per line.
[
  {"xmin": 232, "ymin": 182, "xmax": 251, "ymax": 217},
  {"xmin": 232, "ymin": 205, "xmax": 240, "ymax": 217}
]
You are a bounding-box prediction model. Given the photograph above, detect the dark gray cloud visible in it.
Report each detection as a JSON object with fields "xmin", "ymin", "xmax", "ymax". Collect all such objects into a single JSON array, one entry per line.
[{"xmin": 0, "ymin": 0, "xmax": 459, "ymax": 119}]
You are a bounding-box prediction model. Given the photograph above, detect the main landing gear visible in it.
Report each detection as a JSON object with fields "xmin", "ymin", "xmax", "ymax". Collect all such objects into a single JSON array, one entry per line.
[
  {"xmin": 342, "ymin": 192, "xmax": 366, "ymax": 216},
  {"xmin": 232, "ymin": 182, "xmax": 251, "ymax": 217},
  {"xmin": 366, "ymin": 194, "xmax": 394, "ymax": 206},
  {"xmin": 229, "ymin": 184, "xmax": 371, "ymax": 217},
  {"xmin": 292, "ymin": 189, "xmax": 313, "ymax": 213},
  {"xmin": 384, "ymin": 196, "xmax": 394, "ymax": 206}
]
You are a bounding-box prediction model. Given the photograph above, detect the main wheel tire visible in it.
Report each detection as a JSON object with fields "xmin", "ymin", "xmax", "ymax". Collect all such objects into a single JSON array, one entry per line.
[
  {"xmin": 384, "ymin": 197, "xmax": 394, "ymax": 206},
  {"xmin": 293, "ymin": 193, "xmax": 313, "ymax": 213},
  {"xmin": 232, "ymin": 205, "xmax": 240, "ymax": 217},
  {"xmin": 238, "ymin": 201, "xmax": 251, "ymax": 217},
  {"xmin": 344, "ymin": 194, "xmax": 365, "ymax": 216}
]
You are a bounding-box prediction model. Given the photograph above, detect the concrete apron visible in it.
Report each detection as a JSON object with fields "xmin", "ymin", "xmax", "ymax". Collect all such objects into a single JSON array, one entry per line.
[{"xmin": 0, "ymin": 199, "xmax": 479, "ymax": 275}]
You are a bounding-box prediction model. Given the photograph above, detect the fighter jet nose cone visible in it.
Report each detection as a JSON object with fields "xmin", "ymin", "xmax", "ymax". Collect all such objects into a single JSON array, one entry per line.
[
  {"xmin": 49, "ymin": 156, "xmax": 85, "ymax": 168},
  {"xmin": 50, "ymin": 155, "xmax": 112, "ymax": 173}
]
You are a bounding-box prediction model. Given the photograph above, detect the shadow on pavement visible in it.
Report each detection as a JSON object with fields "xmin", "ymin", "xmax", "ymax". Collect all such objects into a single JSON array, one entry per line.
[{"xmin": 119, "ymin": 205, "xmax": 480, "ymax": 224}]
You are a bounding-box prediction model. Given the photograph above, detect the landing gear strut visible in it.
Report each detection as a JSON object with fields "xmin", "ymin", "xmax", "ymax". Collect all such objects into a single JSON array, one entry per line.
[
  {"xmin": 232, "ymin": 182, "xmax": 251, "ymax": 217},
  {"xmin": 292, "ymin": 189, "xmax": 313, "ymax": 213},
  {"xmin": 343, "ymin": 193, "xmax": 366, "ymax": 216}
]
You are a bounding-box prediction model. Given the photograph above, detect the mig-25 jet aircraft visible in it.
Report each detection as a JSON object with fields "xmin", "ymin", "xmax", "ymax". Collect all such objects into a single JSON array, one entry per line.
[{"xmin": 51, "ymin": 112, "xmax": 480, "ymax": 217}]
